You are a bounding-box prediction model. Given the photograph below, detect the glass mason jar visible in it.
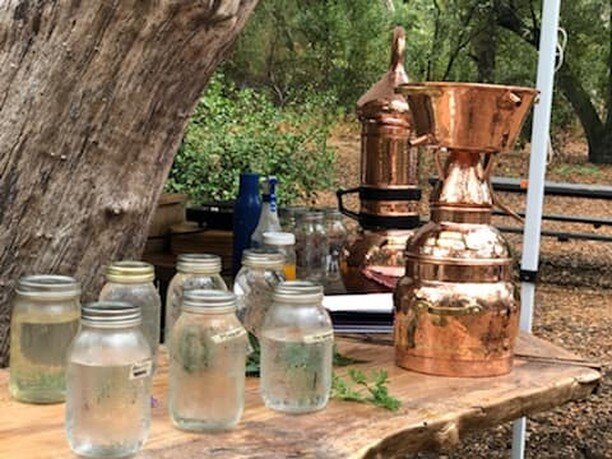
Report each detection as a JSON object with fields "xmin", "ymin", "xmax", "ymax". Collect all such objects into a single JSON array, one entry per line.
[
  {"xmin": 66, "ymin": 301, "xmax": 153, "ymax": 457},
  {"xmin": 280, "ymin": 206, "xmax": 308, "ymax": 233},
  {"xmin": 165, "ymin": 254, "xmax": 227, "ymax": 344},
  {"xmin": 295, "ymin": 211, "xmax": 329, "ymax": 283},
  {"xmin": 260, "ymin": 281, "xmax": 334, "ymax": 414},
  {"xmin": 324, "ymin": 209, "xmax": 348, "ymax": 283},
  {"xmin": 169, "ymin": 290, "xmax": 248, "ymax": 431},
  {"xmin": 263, "ymin": 232, "xmax": 297, "ymax": 280},
  {"xmin": 99, "ymin": 261, "xmax": 161, "ymax": 364},
  {"xmin": 233, "ymin": 249, "xmax": 285, "ymax": 336},
  {"xmin": 9, "ymin": 275, "xmax": 81, "ymax": 403}
]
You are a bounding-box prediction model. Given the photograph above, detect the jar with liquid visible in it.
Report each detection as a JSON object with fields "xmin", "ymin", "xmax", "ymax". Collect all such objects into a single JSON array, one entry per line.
[
  {"xmin": 169, "ymin": 290, "xmax": 247, "ymax": 431},
  {"xmin": 99, "ymin": 261, "xmax": 161, "ymax": 364},
  {"xmin": 295, "ymin": 211, "xmax": 329, "ymax": 283},
  {"xmin": 233, "ymin": 249, "xmax": 285, "ymax": 336},
  {"xmin": 263, "ymin": 232, "xmax": 297, "ymax": 280},
  {"xmin": 9, "ymin": 275, "xmax": 81, "ymax": 403},
  {"xmin": 66, "ymin": 301, "xmax": 153, "ymax": 457},
  {"xmin": 165, "ymin": 254, "xmax": 227, "ymax": 343},
  {"xmin": 260, "ymin": 281, "xmax": 334, "ymax": 413}
]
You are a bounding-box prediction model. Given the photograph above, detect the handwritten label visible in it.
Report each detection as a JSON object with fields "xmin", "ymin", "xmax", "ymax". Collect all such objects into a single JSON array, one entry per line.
[
  {"xmin": 211, "ymin": 328, "xmax": 247, "ymax": 344},
  {"xmin": 129, "ymin": 359, "xmax": 153, "ymax": 380},
  {"xmin": 303, "ymin": 330, "xmax": 334, "ymax": 344}
]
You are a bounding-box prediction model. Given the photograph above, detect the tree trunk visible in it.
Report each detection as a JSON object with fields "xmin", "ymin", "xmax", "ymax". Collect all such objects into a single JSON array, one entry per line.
[
  {"xmin": 589, "ymin": 126, "xmax": 612, "ymax": 165},
  {"xmin": 471, "ymin": 3, "xmax": 497, "ymax": 83},
  {"xmin": 0, "ymin": 0, "xmax": 258, "ymax": 365}
]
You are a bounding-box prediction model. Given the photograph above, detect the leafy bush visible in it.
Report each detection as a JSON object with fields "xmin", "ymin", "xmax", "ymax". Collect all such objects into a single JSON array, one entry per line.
[{"xmin": 166, "ymin": 74, "xmax": 337, "ymax": 205}]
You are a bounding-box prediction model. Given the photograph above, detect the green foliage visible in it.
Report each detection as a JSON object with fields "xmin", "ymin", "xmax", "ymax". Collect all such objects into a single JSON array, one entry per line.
[
  {"xmin": 331, "ymin": 368, "xmax": 401, "ymax": 412},
  {"xmin": 166, "ymin": 74, "xmax": 336, "ymax": 205},
  {"xmin": 224, "ymin": 0, "xmax": 414, "ymax": 109}
]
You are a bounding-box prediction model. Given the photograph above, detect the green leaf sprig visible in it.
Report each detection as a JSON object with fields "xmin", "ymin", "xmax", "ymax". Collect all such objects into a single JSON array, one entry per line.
[{"xmin": 331, "ymin": 369, "xmax": 401, "ymax": 412}]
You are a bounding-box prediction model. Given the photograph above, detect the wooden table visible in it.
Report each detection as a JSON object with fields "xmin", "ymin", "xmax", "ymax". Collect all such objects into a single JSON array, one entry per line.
[{"xmin": 0, "ymin": 332, "xmax": 601, "ymax": 458}]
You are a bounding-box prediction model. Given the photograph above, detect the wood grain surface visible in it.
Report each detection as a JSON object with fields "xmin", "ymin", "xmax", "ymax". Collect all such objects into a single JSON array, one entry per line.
[{"xmin": 0, "ymin": 332, "xmax": 601, "ymax": 458}]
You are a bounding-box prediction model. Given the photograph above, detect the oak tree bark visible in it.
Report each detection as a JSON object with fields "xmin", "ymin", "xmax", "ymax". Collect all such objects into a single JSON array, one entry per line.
[{"xmin": 0, "ymin": 0, "xmax": 258, "ymax": 365}]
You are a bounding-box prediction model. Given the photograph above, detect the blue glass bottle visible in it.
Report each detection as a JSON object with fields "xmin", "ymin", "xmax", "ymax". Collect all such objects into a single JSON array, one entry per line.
[{"xmin": 232, "ymin": 173, "xmax": 261, "ymax": 276}]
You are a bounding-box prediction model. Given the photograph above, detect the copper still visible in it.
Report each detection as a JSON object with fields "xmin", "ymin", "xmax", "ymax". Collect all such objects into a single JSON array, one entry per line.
[
  {"xmin": 394, "ymin": 82, "xmax": 538, "ymax": 377},
  {"xmin": 337, "ymin": 27, "xmax": 422, "ymax": 293}
]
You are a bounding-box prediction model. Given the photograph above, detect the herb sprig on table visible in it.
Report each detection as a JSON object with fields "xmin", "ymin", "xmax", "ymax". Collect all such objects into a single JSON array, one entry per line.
[
  {"xmin": 331, "ymin": 369, "xmax": 401, "ymax": 412},
  {"xmin": 244, "ymin": 333, "xmax": 400, "ymax": 412}
]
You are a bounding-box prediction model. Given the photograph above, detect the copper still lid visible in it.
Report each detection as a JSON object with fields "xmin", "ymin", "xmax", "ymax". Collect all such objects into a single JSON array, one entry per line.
[
  {"xmin": 357, "ymin": 26, "xmax": 411, "ymax": 119},
  {"xmin": 396, "ymin": 82, "xmax": 538, "ymax": 152}
]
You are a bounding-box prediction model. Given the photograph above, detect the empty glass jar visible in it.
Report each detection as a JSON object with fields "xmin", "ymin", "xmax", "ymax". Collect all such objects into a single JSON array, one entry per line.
[
  {"xmin": 165, "ymin": 254, "xmax": 227, "ymax": 343},
  {"xmin": 99, "ymin": 261, "xmax": 161, "ymax": 364},
  {"xmin": 66, "ymin": 301, "xmax": 153, "ymax": 457},
  {"xmin": 169, "ymin": 290, "xmax": 247, "ymax": 431},
  {"xmin": 233, "ymin": 249, "xmax": 285, "ymax": 336},
  {"xmin": 295, "ymin": 211, "xmax": 329, "ymax": 283},
  {"xmin": 260, "ymin": 281, "xmax": 334, "ymax": 413},
  {"xmin": 9, "ymin": 275, "xmax": 81, "ymax": 403},
  {"xmin": 325, "ymin": 209, "xmax": 348, "ymax": 284}
]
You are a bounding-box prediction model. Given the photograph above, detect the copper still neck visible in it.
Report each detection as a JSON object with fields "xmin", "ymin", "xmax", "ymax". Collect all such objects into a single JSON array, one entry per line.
[
  {"xmin": 337, "ymin": 26, "xmax": 421, "ymax": 230},
  {"xmin": 430, "ymin": 150, "xmax": 494, "ymax": 224}
]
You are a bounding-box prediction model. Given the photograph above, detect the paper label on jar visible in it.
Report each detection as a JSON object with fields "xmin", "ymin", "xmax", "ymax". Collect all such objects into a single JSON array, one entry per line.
[
  {"xmin": 211, "ymin": 328, "xmax": 247, "ymax": 344},
  {"xmin": 303, "ymin": 330, "xmax": 334, "ymax": 344},
  {"xmin": 129, "ymin": 359, "xmax": 153, "ymax": 380}
]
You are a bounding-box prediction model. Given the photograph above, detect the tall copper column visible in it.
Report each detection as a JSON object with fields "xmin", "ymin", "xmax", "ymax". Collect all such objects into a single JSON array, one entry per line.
[
  {"xmin": 337, "ymin": 27, "xmax": 421, "ymax": 293},
  {"xmin": 394, "ymin": 82, "xmax": 538, "ymax": 377}
]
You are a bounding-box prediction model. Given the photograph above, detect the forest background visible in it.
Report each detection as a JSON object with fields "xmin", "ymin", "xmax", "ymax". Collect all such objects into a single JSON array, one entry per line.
[{"xmin": 166, "ymin": 0, "xmax": 612, "ymax": 205}]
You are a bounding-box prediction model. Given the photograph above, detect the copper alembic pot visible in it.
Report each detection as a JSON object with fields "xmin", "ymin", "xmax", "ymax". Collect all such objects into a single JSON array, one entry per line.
[
  {"xmin": 394, "ymin": 82, "xmax": 538, "ymax": 377},
  {"xmin": 337, "ymin": 27, "xmax": 422, "ymax": 293}
]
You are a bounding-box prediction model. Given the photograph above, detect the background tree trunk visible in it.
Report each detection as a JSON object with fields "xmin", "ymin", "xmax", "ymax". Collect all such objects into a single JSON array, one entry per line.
[{"xmin": 0, "ymin": 0, "xmax": 258, "ymax": 365}]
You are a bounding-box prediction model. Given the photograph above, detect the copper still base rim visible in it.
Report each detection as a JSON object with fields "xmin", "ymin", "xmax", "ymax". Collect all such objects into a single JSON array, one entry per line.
[{"xmin": 395, "ymin": 352, "xmax": 513, "ymax": 377}]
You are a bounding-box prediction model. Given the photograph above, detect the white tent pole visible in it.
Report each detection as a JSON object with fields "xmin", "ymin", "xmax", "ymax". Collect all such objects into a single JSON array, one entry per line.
[{"xmin": 511, "ymin": 0, "xmax": 562, "ymax": 458}]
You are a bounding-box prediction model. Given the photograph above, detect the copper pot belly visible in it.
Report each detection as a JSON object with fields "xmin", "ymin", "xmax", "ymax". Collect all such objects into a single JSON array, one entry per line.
[{"xmin": 394, "ymin": 256, "xmax": 519, "ymax": 377}]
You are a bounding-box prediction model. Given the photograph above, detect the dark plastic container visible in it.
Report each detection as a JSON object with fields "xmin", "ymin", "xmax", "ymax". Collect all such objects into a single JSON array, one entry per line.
[{"xmin": 232, "ymin": 173, "xmax": 261, "ymax": 276}]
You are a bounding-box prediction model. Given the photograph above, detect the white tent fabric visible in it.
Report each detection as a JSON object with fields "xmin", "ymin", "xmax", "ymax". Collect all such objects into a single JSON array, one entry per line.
[{"xmin": 512, "ymin": 0, "xmax": 562, "ymax": 457}]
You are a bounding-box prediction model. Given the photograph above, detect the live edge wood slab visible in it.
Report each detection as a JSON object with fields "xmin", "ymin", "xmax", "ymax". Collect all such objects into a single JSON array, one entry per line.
[{"xmin": 0, "ymin": 332, "xmax": 601, "ymax": 458}]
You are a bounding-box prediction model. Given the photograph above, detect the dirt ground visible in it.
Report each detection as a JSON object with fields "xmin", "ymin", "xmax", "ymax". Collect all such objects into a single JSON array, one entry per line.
[{"xmin": 312, "ymin": 127, "xmax": 612, "ymax": 459}]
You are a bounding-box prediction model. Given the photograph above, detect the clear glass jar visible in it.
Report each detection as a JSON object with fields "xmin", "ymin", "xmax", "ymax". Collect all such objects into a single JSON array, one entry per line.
[
  {"xmin": 9, "ymin": 275, "xmax": 81, "ymax": 403},
  {"xmin": 233, "ymin": 249, "xmax": 285, "ymax": 336},
  {"xmin": 263, "ymin": 232, "xmax": 297, "ymax": 280},
  {"xmin": 169, "ymin": 290, "xmax": 247, "ymax": 431},
  {"xmin": 260, "ymin": 281, "xmax": 334, "ymax": 413},
  {"xmin": 280, "ymin": 206, "xmax": 308, "ymax": 233},
  {"xmin": 99, "ymin": 261, "xmax": 161, "ymax": 365},
  {"xmin": 165, "ymin": 254, "xmax": 227, "ymax": 343},
  {"xmin": 325, "ymin": 209, "xmax": 348, "ymax": 283},
  {"xmin": 295, "ymin": 211, "xmax": 329, "ymax": 282},
  {"xmin": 66, "ymin": 301, "xmax": 153, "ymax": 457}
]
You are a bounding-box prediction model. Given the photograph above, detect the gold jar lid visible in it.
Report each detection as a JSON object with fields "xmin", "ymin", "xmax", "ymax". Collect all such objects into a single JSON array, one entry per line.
[
  {"xmin": 176, "ymin": 254, "xmax": 222, "ymax": 274},
  {"xmin": 16, "ymin": 275, "xmax": 81, "ymax": 300},
  {"xmin": 105, "ymin": 261, "xmax": 155, "ymax": 283},
  {"xmin": 241, "ymin": 249, "xmax": 284, "ymax": 270}
]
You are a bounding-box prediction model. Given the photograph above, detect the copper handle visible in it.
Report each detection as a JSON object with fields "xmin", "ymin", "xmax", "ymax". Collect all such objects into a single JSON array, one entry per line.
[
  {"xmin": 409, "ymin": 133, "xmax": 434, "ymax": 148},
  {"xmin": 416, "ymin": 299, "xmax": 483, "ymax": 316},
  {"xmin": 498, "ymin": 90, "xmax": 523, "ymax": 110},
  {"xmin": 434, "ymin": 149, "xmax": 446, "ymax": 180}
]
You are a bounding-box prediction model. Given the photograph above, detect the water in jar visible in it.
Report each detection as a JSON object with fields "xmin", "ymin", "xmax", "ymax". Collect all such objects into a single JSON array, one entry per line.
[
  {"xmin": 169, "ymin": 328, "xmax": 246, "ymax": 430},
  {"xmin": 9, "ymin": 309, "xmax": 80, "ymax": 403},
  {"xmin": 66, "ymin": 360, "xmax": 152, "ymax": 457},
  {"xmin": 260, "ymin": 326, "xmax": 333, "ymax": 413}
]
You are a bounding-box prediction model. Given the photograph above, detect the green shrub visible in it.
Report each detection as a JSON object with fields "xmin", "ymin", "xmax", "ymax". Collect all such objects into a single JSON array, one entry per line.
[{"xmin": 166, "ymin": 74, "xmax": 337, "ymax": 205}]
